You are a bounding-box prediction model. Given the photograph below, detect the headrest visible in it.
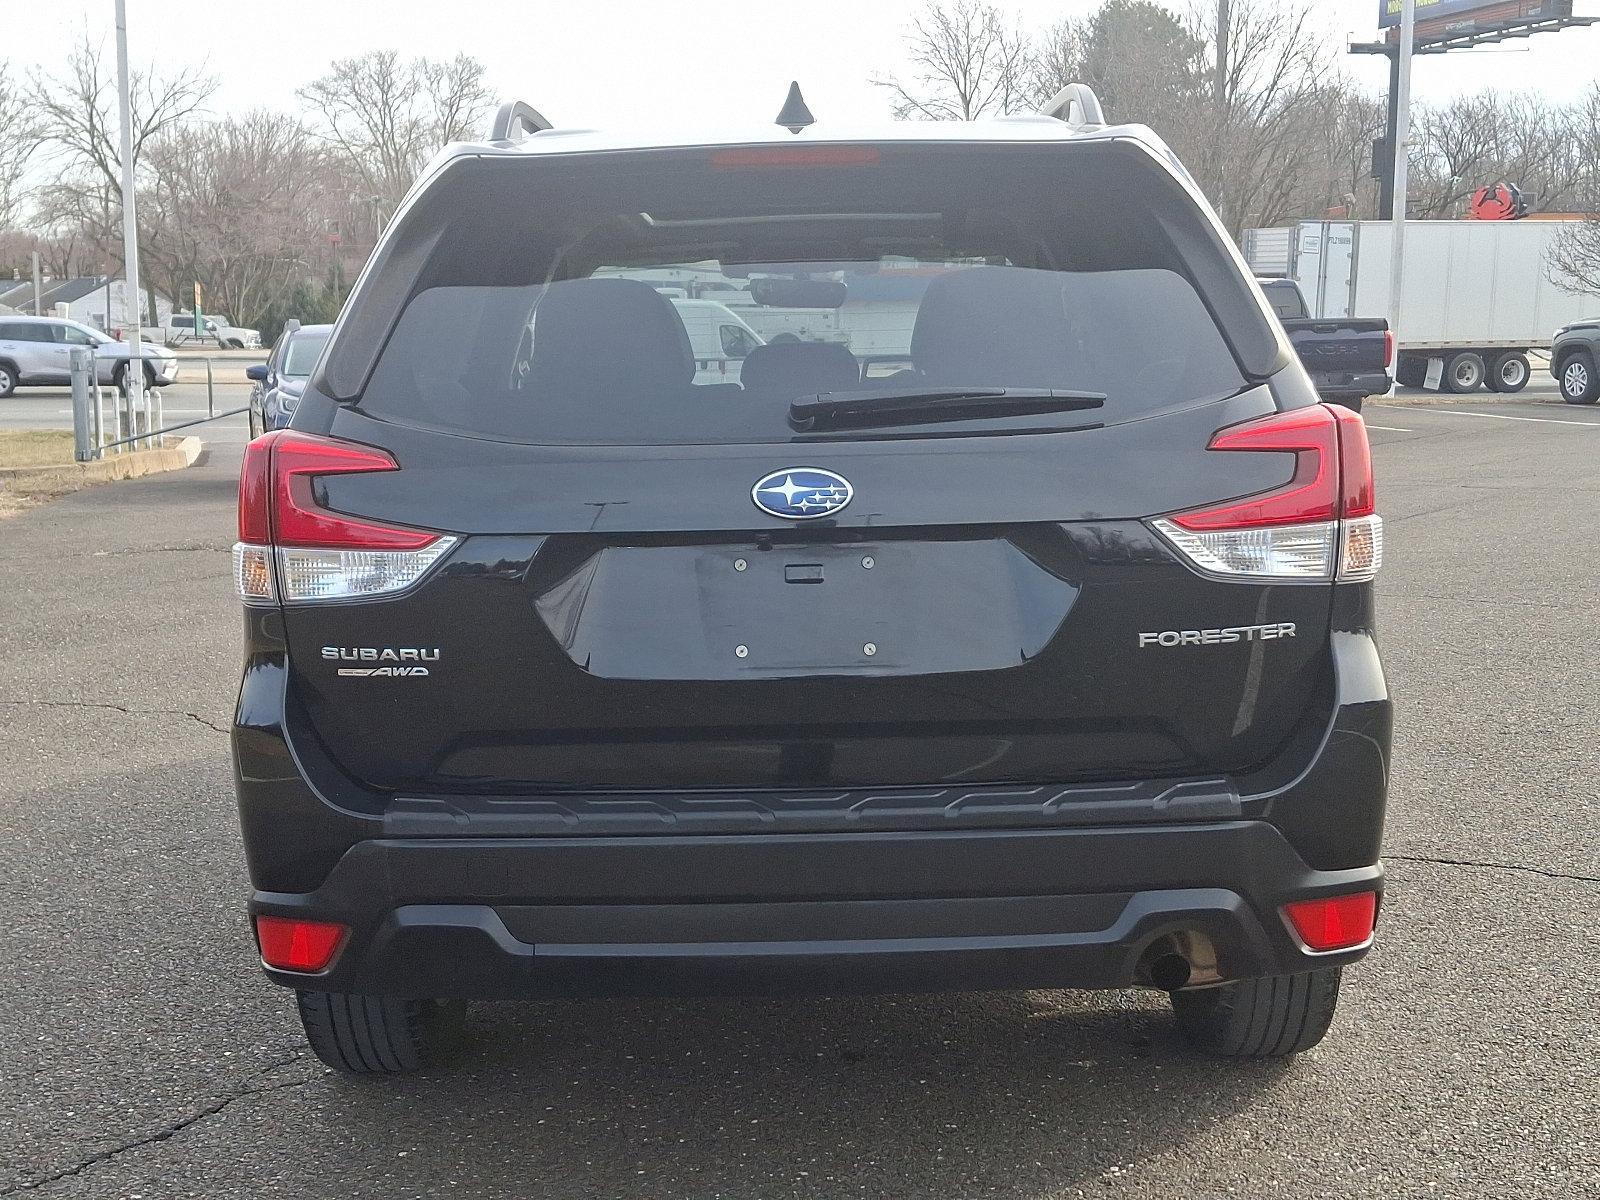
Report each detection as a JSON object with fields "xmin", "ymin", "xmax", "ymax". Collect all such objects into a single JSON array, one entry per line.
[{"xmin": 740, "ymin": 340, "xmax": 860, "ymax": 397}]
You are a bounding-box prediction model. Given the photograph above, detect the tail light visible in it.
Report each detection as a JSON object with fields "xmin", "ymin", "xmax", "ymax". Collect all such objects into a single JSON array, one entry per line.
[
  {"xmin": 1151, "ymin": 404, "xmax": 1381, "ymax": 582},
  {"xmin": 1383, "ymin": 329, "xmax": 1396, "ymax": 369},
  {"xmin": 255, "ymin": 915, "xmax": 348, "ymax": 972},
  {"xmin": 1282, "ymin": 891, "xmax": 1378, "ymax": 953},
  {"xmin": 233, "ymin": 430, "xmax": 456, "ymax": 604}
]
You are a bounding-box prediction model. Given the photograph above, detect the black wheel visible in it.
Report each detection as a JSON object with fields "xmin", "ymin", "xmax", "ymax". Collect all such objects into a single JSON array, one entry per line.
[
  {"xmin": 113, "ymin": 363, "xmax": 157, "ymax": 395},
  {"xmin": 0, "ymin": 362, "xmax": 15, "ymax": 398},
  {"xmin": 1326, "ymin": 395, "xmax": 1363, "ymax": 414},
  {"xmin": 1486, "ymin": 352, "xmax": 1530, "ymax": 393},
  {"xmin": 224, "ymin": 337, "xmax": 245, "ymax": 350},
  {"xmin": 1443, "ymin": 351, "xmax": 1485, "ymax": 394},
  {"xmin": 1558, "ymin": 350, "xmax": 1599, "ymax": 405},
  {"xmin": 1171, "ymin": 967, "xmax": 1344, "ymax": 1058},
  {"xmin": 295, "ymin": 990, "xmax": 460, "ymax": 1074},
  {"xmin": 1393, "ymin": 354, "xmax": 1426, "ymax": 389}
]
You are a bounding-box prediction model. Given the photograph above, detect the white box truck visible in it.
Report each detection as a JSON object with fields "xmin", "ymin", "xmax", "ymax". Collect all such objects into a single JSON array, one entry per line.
[{"xmin": 1246, "ymin": 219, "xmax": 1600, "ymax": 394}]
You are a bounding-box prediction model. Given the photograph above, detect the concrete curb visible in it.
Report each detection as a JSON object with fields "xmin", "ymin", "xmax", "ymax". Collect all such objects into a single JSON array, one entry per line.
[{"xmin": 0, "ymin": 435, "xmax": 203, "ymax": 496}]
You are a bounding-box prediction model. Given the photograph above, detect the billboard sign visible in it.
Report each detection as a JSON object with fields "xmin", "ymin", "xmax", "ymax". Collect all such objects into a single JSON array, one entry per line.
[{"xmin": 1380, "ymin": 0, "xmax": 1572, "ymax": 29}]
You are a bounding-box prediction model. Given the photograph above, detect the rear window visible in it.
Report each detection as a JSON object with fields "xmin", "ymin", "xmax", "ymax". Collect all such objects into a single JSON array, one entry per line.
[{"xmin": 351, "ymin": 145, "xmax": 1256, "ymax": 446}]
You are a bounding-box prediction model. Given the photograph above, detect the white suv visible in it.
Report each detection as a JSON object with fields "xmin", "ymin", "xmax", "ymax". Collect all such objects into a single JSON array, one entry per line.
[{"xmin": 0, "ymin": 316, "xmax": 180, "ymax": 397}]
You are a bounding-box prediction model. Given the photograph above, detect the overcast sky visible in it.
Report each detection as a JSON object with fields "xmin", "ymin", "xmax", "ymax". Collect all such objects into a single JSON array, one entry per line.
[{"xmin": 10, "ymin": 0, "xmax": 1599, "ymax": 134}]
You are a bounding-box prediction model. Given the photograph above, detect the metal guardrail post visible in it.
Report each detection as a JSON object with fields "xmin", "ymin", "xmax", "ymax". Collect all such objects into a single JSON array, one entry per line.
[
  {"xmin": 206, "ymin": 357, "xmax": 215, "ymax": 418},
  {"xmin": 70, "ymin": 347, "xmax": 97, "ymax": 462}
]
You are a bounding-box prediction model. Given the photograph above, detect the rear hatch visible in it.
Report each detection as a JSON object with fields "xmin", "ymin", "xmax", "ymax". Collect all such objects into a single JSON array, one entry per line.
[{"xmin": 262, "ymin": 138, "xmax": 1351, "ymax": 797}]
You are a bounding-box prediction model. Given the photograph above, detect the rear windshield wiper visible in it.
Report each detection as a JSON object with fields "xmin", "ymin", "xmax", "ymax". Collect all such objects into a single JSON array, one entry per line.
[{"xmin": 789, "ymin": 387, "xmax": 1107, "ymax": 431}]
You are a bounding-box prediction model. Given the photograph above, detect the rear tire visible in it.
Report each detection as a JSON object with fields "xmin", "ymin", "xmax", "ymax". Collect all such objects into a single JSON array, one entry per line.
[
  {"xmin": 1326, "ymin": 395, "xmax": 1363, "ymax": 414},
  {"xmin": 1444, "ymin": 351, "xmax": 1485, "ymax": 394},
  {"xmin": 1486, "ymin": 352, "xmax": 1530, "ymax": 393},
  {"xmin": 1394, "ymin": 354, "xmax": 1427, "ymax": 389},
  {"xmin": 295, "ymin": 991, "xmax": 459, "ymax": 1074},
  {"xmin": 224, "ymin": 337, "xmax": 245, "ymax": 350},
  {"xmin": 0, "ymin": 362, "xmax": 14, "ymax": 398},
  {"xmin": 1171, "ymin": 967, "xmax": 1343, "ymax": 1057},
  {"xmin": 1559, "ymin": 351, "xmax": 1599, "ymax": 404}
]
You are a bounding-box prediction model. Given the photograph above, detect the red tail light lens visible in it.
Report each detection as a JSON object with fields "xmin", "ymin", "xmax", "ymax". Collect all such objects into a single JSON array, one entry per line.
[
  {"xmin": 233, "ymin": 431, "xmax": 455, "ymax": 604},
  {"xmin": 270, "ymin": 433, "xmax": 436, "ymax": 550},
  {"xmin": 1333, "ymin": 404, "xmax": 1375, "ymax": 518},
  {"xmin": 1169, "ymin": 406, "xmax": 1339, "ymax": 532},
  {"xmin": 1383, "ymin": 329, "xmax": 1396, "ymax": 369},
  {"xmin": 255, "ymin": 915, "xmax": 347, "ymax": 972},
  {"xmin": 1283, "ymin": 891, "xmax": 1378, "ymax": 953},
  {"xmin": 1151, "ymin": 404, "xmax": 1383, "ymax": 582}
]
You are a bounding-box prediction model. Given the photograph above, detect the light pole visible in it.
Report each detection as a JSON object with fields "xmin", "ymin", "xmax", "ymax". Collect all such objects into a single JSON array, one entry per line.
[
  {"xmin": 114, "ymin": 0, "xmax": 152, "ymax": 444},
  {"xmin": 1388, "ymin": 0, "xmax": 1415, "ymax": 353}
]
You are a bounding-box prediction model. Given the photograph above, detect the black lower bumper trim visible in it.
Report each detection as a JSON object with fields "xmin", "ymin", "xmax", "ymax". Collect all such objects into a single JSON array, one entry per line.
[{"xmin": 254, "ymin": 821, "xmax": 1382, "ymax": 1000}]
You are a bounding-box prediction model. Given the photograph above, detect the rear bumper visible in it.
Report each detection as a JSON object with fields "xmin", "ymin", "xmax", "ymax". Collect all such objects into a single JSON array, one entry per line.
[
  {"xmin": 251, "ymin": 822, "xmax": 1381, "ymax": 999},
  {"xmin": 1312, "ymin": 369, "xmax": 1394, "ymax": 400}
]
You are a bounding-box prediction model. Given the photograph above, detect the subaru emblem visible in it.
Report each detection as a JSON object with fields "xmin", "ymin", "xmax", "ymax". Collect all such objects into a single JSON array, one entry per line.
[{"xmin": 751, "ymin": 468, "xmax": 854, "ymax": 520}]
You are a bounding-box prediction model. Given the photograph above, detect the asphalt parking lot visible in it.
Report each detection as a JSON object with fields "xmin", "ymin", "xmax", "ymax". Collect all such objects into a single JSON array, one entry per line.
[{"xmin": 2, "ymin": 397, "xmax": 1597, "ymax": 1199}]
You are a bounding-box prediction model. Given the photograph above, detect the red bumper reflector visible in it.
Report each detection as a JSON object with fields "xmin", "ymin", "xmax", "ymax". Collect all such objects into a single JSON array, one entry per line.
[
  {"xmin": 255, "ymin": 915, "xmax": 347, "ymax": 972},
  {"xmin": 1283, "ymin": 892, "xmax": 1378, "ymax": 952}
]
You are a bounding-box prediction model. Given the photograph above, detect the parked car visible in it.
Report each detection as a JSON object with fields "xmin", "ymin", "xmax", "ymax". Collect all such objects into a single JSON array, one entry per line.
[
  {"xmin": 148, "ymin": 312, "xmax": 262, "ymax": 350},
  {"xmin": 247, "ymin": 323, "xmax": 333, "ymax": 436},
  {"xmin": 1550, "ymin": 318, "xmax": 1600, "ymax": 404},
  {"xmin": 1257, "ymin": 277, "xmax": 1392, "ymax": 413},
  {"xmin": 0, "ymin": 315, "xmax": 179, "ymax": 397},
  {"xmin": 232, "ymin": 85, "xmax": 1389, "ymax": 1074}
]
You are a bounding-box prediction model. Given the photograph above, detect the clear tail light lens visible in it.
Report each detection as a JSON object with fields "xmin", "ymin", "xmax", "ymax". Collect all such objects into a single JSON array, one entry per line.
[
  {"xmin": 277, "ymin": 541, "xmax": 457, "ymax": 602},
  {"xmin": 1152, "ymin": 404, "xmax": 1381, "ymax": 583},
  {"xmin": 1151, "ymin": 518, "xmax": 1337, "ymax": 580},
  {"xmin": 234, "ymin": 430, "xmax": 453, "ymax": 605},
  {"xmin": 233, "ymin": 543, "xmax": 276, "ymax": 602}
]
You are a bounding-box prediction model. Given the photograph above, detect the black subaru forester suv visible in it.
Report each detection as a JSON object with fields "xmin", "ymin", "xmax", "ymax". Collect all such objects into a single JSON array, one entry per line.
[{"xmin": 232, "ymin": 90, "xmax": 1389, "ymax": 1074}]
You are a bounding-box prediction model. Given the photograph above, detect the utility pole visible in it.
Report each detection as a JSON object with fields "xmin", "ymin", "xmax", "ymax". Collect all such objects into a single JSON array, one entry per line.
[
  {"xmin": 1389, "ymin": 0, "xmax": 1416, "ymax": 348},
  {"xmin": 114, "ymin": 0, "xmax": 149, "ymax": 444},
  {"xmin": 31, "ymin": 250, "xmax": 41, "ymax": 315}
]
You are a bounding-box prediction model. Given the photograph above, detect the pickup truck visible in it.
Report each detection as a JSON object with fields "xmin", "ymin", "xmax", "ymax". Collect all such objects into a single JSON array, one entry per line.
[
  {"xmin": 140, "ymin": 313, "xmax": 262, "ymax": 350},
  {"xmin": 1257, "ymin": 278, "xmax": 1392, "ymax": 412}
]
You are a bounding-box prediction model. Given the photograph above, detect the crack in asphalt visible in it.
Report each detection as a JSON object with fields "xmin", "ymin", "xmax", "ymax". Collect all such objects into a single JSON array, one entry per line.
[
  {"xmin": 0, "ymin": 698, "xmax": 229, "ymax": 736},
  {"xmin": 1388, "ymin": 852, "xmax": 1599, "ymax": 886},
  {"xmin": 0, "ymin": 1053, "xmax": 316, "ymax": 1195}
]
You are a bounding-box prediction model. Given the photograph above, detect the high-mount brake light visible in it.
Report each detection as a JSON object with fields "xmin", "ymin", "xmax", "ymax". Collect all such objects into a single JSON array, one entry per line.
[
  {"xmin": 232, "ymin": 430, "xmax": 456, "ymax": 604},
  {"xmin": 710, "ymin": 146, "xmax": 880, "ymax": 169},
  {"xmin": 1150, "ymin": 404, "xmax": 1382, "ymax": 582}
]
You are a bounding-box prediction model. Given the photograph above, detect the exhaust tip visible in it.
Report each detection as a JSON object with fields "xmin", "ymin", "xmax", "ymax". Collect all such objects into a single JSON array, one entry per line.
[{"xmin": 1148, "ymin": 952, "xmax": 1193, "ymax": 992}]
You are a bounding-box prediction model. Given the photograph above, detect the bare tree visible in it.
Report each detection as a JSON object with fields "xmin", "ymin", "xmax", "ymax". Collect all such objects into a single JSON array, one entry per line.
[
  {"xmin": 298, "ymin": 51, "xmax": 492, "ymax": 220},
  {"xmin": 142, "ymin": 113, "xmax": 331, "ymax": 327},
  {"xmin": 1543, "ymin": 85, "xmax": 1600, "ymax": 297},
  {"xmin": 0, "ymin": 65, "xmax": 45, "ymax": 229},
  {"xmin": 32, "ymin": 37, "xmax": 214, "ymax": 318},
  {"xmin": 34, "ymin": 37, "xmax": 214, "ymax": 193},
  {"xmin": 874, "ymin": 1, "xmax": 1033, "ymax": 121}
]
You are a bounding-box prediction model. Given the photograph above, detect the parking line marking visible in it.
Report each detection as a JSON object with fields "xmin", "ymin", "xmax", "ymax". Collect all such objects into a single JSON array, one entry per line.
[
  {"xmin": 1363, "ymin": 424, "xmax": 1413, "ymax": 432},
  {"xmin": 1374, "ymin": 407, "xmax": 1600, "ymax": 428}
]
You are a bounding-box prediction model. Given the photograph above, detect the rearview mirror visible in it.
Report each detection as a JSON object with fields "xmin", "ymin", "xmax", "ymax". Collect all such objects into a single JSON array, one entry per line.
[
  {"xmin": 245, "ymin": 365, "xmax": 269, "ymax": 382},
  {"xmin": 749, "ymin": 278, "xmax": 847, "ymax": 309}
]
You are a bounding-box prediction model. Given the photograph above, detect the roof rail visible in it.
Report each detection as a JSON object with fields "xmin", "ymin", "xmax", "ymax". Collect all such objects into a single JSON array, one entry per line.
[
  {"xmin": 1041, "ymin": 83, "xmax": 1105, "ymax": 129},
  {"xmin": 488, "ymin": 99, "xmax": 553, "ymax": 143}
]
